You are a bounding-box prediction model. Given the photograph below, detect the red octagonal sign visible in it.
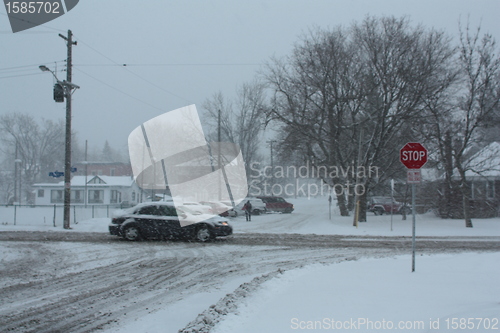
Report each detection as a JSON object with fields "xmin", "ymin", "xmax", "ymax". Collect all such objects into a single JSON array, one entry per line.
[{"xmin": 400, "ymin": 142, "xmax": 428, "ymax": 169}]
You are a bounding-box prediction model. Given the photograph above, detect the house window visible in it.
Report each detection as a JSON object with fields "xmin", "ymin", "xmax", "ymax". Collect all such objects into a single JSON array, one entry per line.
[
  {"xmin": 51, "ymin": 190, "xmax": 63, "ymax": 203},
  {"xmin": 88, "ymin": 190, "xmax": 104, "ymax": 204},
  {"xmin": 71, "ymin": 190, "xmax": 84, "ymax": 203},
  {"xmin": 486, "ymin": 181, "xmax": 495, "ymax": 199},
  {"xmin": 110, "ymin": 168, "xmax": 115, "ymax": 176},
  {"xmin": 110, "ymin": 190, "xmax": 121, "ymax": 204},
  {"xmin": 37, "ymin": 189, "xmax": 44, "ymax": 198},
  {"xmin": 132, "ymin": 191, "xmax": 136, "ymax": 202}
]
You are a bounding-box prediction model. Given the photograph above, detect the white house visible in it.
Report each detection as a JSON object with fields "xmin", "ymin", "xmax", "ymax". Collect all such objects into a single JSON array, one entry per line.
[{"xmin": 33, "ymin": 175, "xmax": 142, "ymax": 206}]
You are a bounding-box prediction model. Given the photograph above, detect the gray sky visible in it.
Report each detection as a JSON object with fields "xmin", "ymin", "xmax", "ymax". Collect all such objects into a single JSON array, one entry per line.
[{"xmin": 1, "ymin": 0, "xmax": 499, "ymax": 156}]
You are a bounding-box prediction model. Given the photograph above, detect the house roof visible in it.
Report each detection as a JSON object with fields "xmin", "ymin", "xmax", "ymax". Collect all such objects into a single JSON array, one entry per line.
[
  {"xmin": 463, "ymin": 141, "xmax": 500, "ymax": 178},
  {"xmin": 34, "ymin": 175, "xmax": 136, "ymax": 187}
]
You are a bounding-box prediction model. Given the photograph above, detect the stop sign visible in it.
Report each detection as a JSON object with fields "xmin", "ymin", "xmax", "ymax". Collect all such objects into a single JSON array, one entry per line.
[{"xmin": 400, "ymin": 142, "xmax": 427, "ymax": 169}]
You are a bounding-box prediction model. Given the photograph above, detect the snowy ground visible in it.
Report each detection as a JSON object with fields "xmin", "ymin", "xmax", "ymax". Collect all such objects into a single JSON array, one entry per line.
[
  {"xmin": 2, "ymin": 197, "xmax": 499, "ymax": 237},
  {"xmin": 209, "ymin": 252, "xmax": 500, "ymax": 333},
  {"xmin": 1, "ymin": 197, "xmax": 499, "ymax": 332}
]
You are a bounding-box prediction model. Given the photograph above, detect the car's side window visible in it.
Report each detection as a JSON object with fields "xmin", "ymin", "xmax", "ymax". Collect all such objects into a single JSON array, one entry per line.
[
  {"xmin": 138, "ymin": 206, "xmax": 157, "ymax": 215},
  {"xmin": 159, "ymin": 206, "xmax": 177, "ymax": 216},
  {"xmin": 163, "ymin": 206, "xmax": 178, "ymax": 217}
]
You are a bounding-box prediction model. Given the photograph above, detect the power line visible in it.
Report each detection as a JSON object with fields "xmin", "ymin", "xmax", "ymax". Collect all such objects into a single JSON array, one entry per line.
[
  {"xmin": 76, "ymin": 37, "xmax": 192, "ymax": 103},
  {"xmin": 74, "ymin": 67, "xmax": 168, "ymax": 113},
  {"xmin": 74, "ymin": 63, "xmax": 263, "ymax": 67},
  {"xmin": 0, "ymin": 60, "xmax": 66, "ymax": 72},
  {"xmin": 0, "ymin": 12, "xmax": 67, "ymax": 33},
  {"xmin": 0, "ymin": 72, "xmax": 44, "ymax": 79}
]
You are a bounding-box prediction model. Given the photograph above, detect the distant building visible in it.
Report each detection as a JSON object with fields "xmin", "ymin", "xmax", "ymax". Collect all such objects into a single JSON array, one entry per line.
[
  {"xmin": 437, "ymin": 141, "xmax": 500, "ymax": 218},
  {"xmin": 72, "ymin": 162, "xmax": 132, "ymax": 177},
  {"xmin": 33, "ymin": 175, "xmax": 141, "ymax": 206}
]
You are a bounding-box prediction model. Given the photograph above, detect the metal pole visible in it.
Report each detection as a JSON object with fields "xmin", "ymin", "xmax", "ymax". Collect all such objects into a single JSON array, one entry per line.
[
  {"xmin": 391, "ymin": 179, "xmax": 394, "ymax": 231},
  {"xmin": 270, "ymin": 140, "xmax": 274, "ymax": 195},
  {"xmin": 411, "ymin": 183, "xmax": 416, "ymax": 272},
  {"xmin": 14, "ymin": 142, "xmax": 18, "ymax": 204},
  {"xmin": 84, "ymin": 140, "xmax": 88, "ymax": 207}
]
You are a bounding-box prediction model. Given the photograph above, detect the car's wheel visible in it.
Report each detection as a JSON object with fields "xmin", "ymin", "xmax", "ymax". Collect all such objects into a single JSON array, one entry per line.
[
  {"xmin": 194, "ymin": 225, "xmax": 213, "ymax": 242},
  {"xmin": 252, "ymin": 209, "xmax": 261, "ymax": 215},
  {"xmin": 373, "ymin": 207, "xmax": 385, "ymax": 215},
  {"xmin": 123, "ymin": 225, "xmax": 142, "ymax": 241}
]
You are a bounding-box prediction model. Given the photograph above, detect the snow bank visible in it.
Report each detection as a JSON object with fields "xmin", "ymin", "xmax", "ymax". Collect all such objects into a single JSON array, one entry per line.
[{"xmin": 209, "ymin": 252, "xmax": 500, "ymax": 333}]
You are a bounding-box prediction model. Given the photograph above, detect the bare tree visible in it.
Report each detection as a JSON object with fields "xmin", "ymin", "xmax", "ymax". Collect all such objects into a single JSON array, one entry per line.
[
  {"xmin": 0, "ymin": 113, "xmax": 65, "ymax": 193},
  {"xmin": 264, "ymin": 17, "xmax": 456, "ymax": 221},
  {"xmin": 450, "ymin": 21, "xmax": 500, "ymax": 227},
  {"xmin": 202, "ymin": 81, "xmax": 267, "ymax": 179}
]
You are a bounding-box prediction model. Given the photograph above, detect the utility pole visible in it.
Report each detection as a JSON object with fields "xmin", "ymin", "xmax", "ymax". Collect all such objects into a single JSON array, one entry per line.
[
  {"xmin": 59, "ymin": 30, "xmax": 77, "ymax": 229},
  {"xmin": 218, "ymin": 109, "xmax": 222, "ymax": 201},
  {"xmin": 267, "ymin": 140, "xmax": 276, "ymax": 195},
  {"xmin": 14, "ymin": 142, "xmax": 19, "ymax": 203}
]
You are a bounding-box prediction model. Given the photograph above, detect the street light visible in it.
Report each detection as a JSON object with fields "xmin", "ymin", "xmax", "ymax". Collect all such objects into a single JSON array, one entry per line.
[{"xmin": 39, "ymin": 64, "xmax": 79, "ymax": 229}]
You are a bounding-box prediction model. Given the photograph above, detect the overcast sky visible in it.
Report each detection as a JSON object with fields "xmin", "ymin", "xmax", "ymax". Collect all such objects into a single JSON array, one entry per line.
[{"xmin": 1, "ymin": 0, "xmax": 499, "ymax": 157}]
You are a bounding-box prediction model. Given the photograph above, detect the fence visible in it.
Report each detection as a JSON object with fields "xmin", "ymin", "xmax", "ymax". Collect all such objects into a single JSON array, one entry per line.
[{"xmin": 0, "ymin": 204, "xmax": 123, "ymax": 227}]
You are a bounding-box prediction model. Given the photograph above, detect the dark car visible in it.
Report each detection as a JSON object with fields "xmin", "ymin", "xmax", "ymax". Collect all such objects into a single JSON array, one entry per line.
[
  {"xmin": 257, "ymin": 196, "xmax": 294, "ymax": 213},
  {"xmin": 109, "ymin": 202, "xmax": 232, "ymax": 242},
  {"xmin": 368, "ymin": 196, "xmax": 411, "ymax": 215}
]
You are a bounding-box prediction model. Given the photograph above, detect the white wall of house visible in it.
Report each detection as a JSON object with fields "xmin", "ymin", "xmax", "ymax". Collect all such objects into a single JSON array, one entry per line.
[{"xmin": 33, "ymin": 176, "xmax": 142, "ymax": 206}]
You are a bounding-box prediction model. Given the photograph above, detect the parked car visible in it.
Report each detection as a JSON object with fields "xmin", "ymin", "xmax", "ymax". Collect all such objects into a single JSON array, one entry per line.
[
  {"xmin": 236, "ymin": 198, "xmax": 267, "ymax": 215},
  {"xmin": 257, "ymin": 196, "xmax": 294, "ymax": 213},
  {"xmin": 368, "ymin": 196, "xmax": 411, "ymax": 215},
  {"xmin": 181, "ymin": 201, "xmax": 213, "ymax": 215},
  {"xmin": 109, "ymin": 202, "xmax": 232, "ymax": 242},
  {"xmin": 200, "ymin": 201, "xmax": 234, "ymax": 217},
  {"xmin": 220, "ymin": 201, "xmax": 239, "ymax": 217}
]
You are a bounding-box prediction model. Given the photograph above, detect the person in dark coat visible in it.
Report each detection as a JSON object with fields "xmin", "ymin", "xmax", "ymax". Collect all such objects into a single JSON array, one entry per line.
[{"xmin": 243, "ymin": 200, "xmax": 252, "ymax": 221}]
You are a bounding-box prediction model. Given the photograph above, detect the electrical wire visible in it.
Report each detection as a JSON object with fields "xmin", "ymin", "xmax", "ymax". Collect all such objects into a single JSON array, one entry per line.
[
  {"xmin": 74, "ymin": 67, "xmax": 168, "ymax": 113},
  {"xmin": 76, "ymin": 37, "xmax": 192, "ymax": 104},
  {"xmin": 75, "ymin": 63, "xmax": 262, "ymax": 67}
]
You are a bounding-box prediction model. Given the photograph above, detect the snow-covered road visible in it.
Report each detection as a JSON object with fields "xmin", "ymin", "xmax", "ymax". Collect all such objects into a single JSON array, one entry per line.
[
  {"xmin": 1, "ymin": 197, "xmax": 499, "ymax": 332},
  {"xmin": 1, "ymin": 231, "xmax": 498, "ymax": 333}
]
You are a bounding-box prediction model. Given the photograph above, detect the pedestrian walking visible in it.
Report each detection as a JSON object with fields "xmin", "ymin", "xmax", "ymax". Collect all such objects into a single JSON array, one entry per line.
[{"xmin": 242, "ymin": 200, "xmax": 252, "ymax": 221}]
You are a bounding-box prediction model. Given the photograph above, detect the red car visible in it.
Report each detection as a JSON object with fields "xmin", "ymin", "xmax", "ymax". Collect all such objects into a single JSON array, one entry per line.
[
  {"xmin": 257, "ymin": 196, "xmax": 294, "ymax": 213},
  {"xmin": 368, "ymin": 196, "xmax": 411, "ymax": 215}
]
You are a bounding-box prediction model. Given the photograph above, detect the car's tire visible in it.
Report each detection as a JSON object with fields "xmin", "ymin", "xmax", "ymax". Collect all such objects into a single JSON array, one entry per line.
[
  {"xmin": 123, "ymin": 225, "xmax": 142, "ymax": 241},
  {"xmin": 194, "ymin": 225, "xmax": 213, "ymax": 242},
  {"xmin": 373, "ymin": 207, "xmax": 385, "ymax": 215},
  {"xmin": 252, "ymin": 209, "xmax": 261, "ymax": 215}
]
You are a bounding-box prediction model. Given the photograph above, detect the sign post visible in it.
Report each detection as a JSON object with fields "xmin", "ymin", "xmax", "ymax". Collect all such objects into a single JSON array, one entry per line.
[{"xmin": 400, "ymin": 142, "xmax": 427, "ymax": 272}]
